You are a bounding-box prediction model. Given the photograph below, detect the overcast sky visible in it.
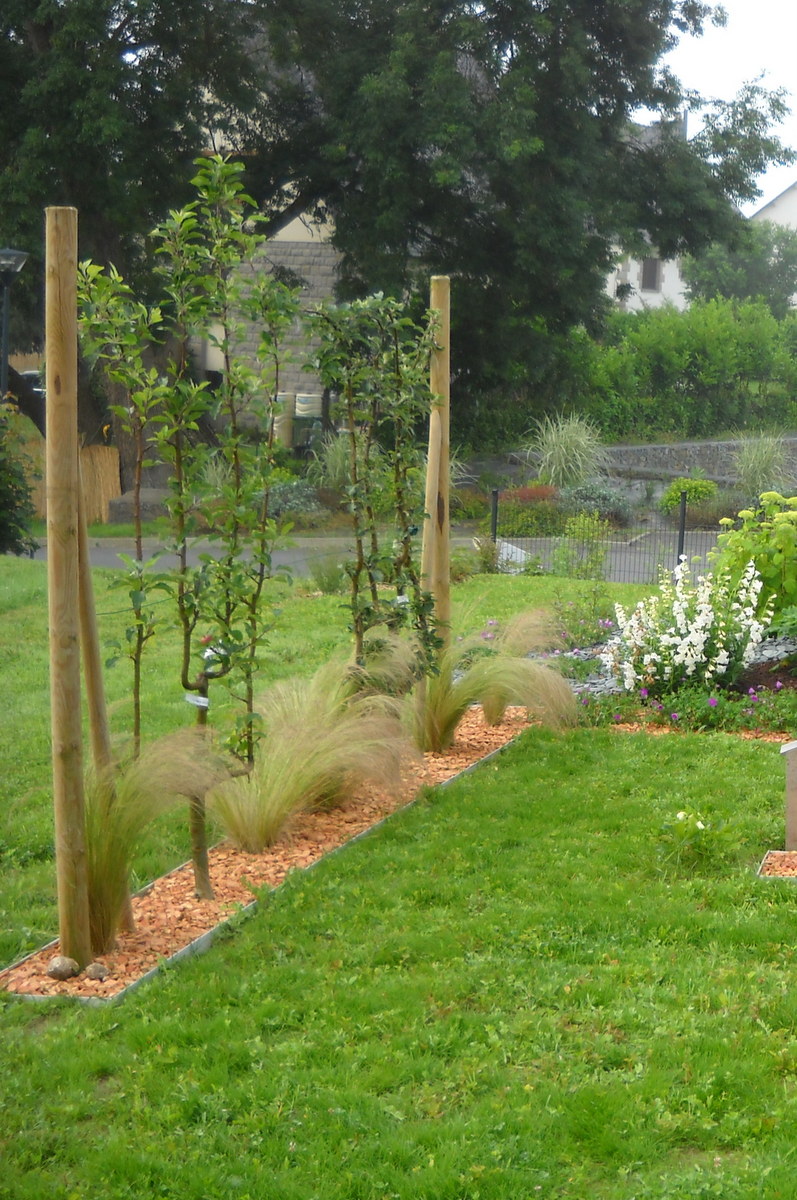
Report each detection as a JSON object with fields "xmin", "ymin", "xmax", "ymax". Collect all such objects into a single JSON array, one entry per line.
[{"xmin": 662, "ymin": 0, "xmax": 797, "ymax": 214}]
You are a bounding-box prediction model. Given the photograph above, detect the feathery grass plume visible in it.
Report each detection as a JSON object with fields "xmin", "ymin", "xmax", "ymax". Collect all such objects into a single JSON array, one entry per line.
[
  {"xmin": 467, "ymin": 655, "xmax": 578, "ymax": 728},
  {"xmin": 732, "ymin": 432, "xmax": 795, "ymax": 500},
  {"xmin": 85, "ymin": 731, "xmax": 230, "ymax": 955},
  {"xmin": 359, "ymin": 630, "xmax": 422, "ymax": 696},
  {"xmin": 494, "ymin": 609, "xmax": 559, "ymax": 657},
  {"xmin": 413, "ymin": 639, "xmax": 576, "ymax": 753},
  {"xmin": 525, "ymin": 413, "xmax": 609, "ymax": 488},
  {"xmin": 208, "ymin": 662, "xmax": 414, "ymax": 853}
]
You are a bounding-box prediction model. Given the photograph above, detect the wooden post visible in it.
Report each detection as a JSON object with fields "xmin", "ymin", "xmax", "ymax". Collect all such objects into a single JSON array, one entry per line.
[
  {"xmin": 781, "ymin": 740, "xmax": 797, "ymax": 851},
  {"xmin": 421, "ymin": 275, "xmax": 451, "ymax": 646},
  {"xmin": 78, "ymin": 468, "xmax": 113, "ymax": 771},
  {"xmin": 46, "ymin": 206, "xmax": 92, "ymax": 968}
]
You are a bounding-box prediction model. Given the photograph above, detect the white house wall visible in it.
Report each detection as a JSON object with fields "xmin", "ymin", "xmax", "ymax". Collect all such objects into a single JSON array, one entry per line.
[
  {"xmin": 751, "ymin": 182, "xmax": 797, "ymax": 230},
  {"xmin": 606, "ymin": 254, "xmax": 687, "ymax": 312}
]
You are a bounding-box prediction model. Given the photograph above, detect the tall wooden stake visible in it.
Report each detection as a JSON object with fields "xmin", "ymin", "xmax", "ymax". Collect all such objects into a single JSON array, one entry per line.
[
  {"xmin": 78, "ymin": 467, "xmax": 113, "ymax": 771},
  {"xmin": 46, "ymin": 206, "xmax": 91, "ymax": 968},
  {"xmin": 421, "ymin": 275, "xmax": 451, "ymax": 645}
]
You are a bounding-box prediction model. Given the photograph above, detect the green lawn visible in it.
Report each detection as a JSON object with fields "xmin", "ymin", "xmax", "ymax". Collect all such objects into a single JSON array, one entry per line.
[{"xmin": 2, "ymin": 558, "xmax": 796, "ymax": 1198}]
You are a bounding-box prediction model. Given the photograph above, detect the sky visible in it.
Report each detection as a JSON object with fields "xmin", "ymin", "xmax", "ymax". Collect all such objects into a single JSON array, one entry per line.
[{"xmin": 661, "ymin": 0, "xmax": 797, "ymax": 214}]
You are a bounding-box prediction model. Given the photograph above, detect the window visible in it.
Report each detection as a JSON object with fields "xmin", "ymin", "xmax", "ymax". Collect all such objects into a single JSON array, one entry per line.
[{"xmin": 640, "ymin": 257, "xmax": 662, "ymax": 292}]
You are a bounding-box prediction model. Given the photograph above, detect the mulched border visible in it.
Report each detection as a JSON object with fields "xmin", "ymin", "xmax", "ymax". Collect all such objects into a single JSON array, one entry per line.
[{"xmin": 0, "ymin": 710, "xmax": 529, "ymax": 1006}]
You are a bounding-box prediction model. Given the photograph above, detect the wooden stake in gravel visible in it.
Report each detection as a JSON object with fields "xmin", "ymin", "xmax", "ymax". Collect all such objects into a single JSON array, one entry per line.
[{"xmin": 46, "ymin": 206, "xmax": 92, "ymax": 968}]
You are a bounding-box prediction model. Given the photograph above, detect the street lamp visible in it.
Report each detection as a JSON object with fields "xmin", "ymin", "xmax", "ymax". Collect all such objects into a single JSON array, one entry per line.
[{"xmin": 0, "ymin": 247, "xmax": 28, "ymax": 402}]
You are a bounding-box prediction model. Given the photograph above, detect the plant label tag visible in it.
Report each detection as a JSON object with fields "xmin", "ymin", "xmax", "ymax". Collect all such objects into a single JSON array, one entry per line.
[{"xmin": 184, "ymin": 693, "xmax": 210, "ymax": 709}]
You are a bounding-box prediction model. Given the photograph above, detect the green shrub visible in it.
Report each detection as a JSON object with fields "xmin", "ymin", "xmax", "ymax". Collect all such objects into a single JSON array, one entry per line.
[
  {"xmin": 449, "ymin": 546, "xmax": 481, "ymax": 581},
  {"xmin": 306, "ymin": 554, "xmax": 347, "ymax": 594},
  {"xmin": 488, "ymin": 498, "xmax": 566, "ymax": 538},
  {"xmin": 470, "ymin": 536, "xmax": 500, "ymax": 573},
  {"xmin": 559, "ymin": 482, "xmax": 632, "ymax": 527},
  {"xmin": 711, "ymin": 491, "xmax": 797, "ymax": 618},
  {"xmin": 680, "ymin": 489, "xmax": 746, "ymax": 530},
  {"xmin": 0, "ymin": 412, "xmax": 37, "ymax": 556},
  {"xmin": 268, "ymin": 478, "xmax": 326, "ymax": 522},
  {"xmin": 659, "ymin": 476, "xmax": 718, "ymax": 515},
  {"xmin": 550, "ymin": 512, "xmax": 610, "ymax": 580},
  {"xmin": 449, "ymin": 486, "xmax": 491, "ymax": 520}
]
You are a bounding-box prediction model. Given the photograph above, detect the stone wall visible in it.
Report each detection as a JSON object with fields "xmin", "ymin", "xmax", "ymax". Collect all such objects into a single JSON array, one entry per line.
[
  {"xmin": 235, "ymin": 239, "xmax": 342, "ymax": 397},
  {"xmin": 604, "ymin": 437, "xmax": 797, "ymax": 485}
]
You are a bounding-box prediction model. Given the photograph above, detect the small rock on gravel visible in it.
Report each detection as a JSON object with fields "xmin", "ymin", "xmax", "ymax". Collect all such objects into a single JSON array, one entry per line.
[
  {"xmin": 46, "ymin": 955, "xmax": 80, "ymax": 981},
  {"xmin": 85, "ymin": 962, "xmax": 110, "ymax": 981}
]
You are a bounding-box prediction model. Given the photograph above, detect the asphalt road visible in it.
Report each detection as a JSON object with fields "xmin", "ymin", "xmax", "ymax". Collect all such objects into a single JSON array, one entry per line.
[{"xmin": 31, "ymin": 530, "xmax": 478, "ymax": 576}]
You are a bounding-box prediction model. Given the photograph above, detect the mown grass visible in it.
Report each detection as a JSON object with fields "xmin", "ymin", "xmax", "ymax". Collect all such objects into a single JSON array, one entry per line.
[
  {"xmin": 2, "ymin": 726, "xmax": 796, "ymax": 1198},
  {"xmin": 5, "ymin": 557, "xmax": 797, "ymax": 1197},
  {"xmin": 0, "ymin": 557, "xmax": 647, "ymax": 965}
]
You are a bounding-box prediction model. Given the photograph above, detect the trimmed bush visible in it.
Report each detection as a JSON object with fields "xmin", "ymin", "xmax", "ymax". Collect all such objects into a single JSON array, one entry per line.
[{"xmin": 659, "ymin": 477, "xmax": 718, "ymax": 515}]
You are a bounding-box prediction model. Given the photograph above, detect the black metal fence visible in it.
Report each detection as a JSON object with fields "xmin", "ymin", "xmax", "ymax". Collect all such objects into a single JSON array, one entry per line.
[{"xmin": 489, "ymin": 490, "xmax": 722, "ymax": 585}]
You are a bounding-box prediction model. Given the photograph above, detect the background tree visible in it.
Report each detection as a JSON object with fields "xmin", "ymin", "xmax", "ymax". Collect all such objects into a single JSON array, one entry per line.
[
  {"xmin": 253, "ymin": 1, "xmax": 793, "ymax": 437},
  {"xmin": 2, "ymin": 1, "xmax": 793, "ymax": 447},
  {"xmin": 683, "ymin": 220, "xmax": 797, "ymax": 320}
]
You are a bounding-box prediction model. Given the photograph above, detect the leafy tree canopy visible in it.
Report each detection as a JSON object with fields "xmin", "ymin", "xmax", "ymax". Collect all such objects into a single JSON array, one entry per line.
[
  {"xmin": 0, "ymin": 0, "xmax": 269, "ymax": 345},
  {"xmin": 683, "ymin": 219, "xmax": 797, "ymax": 319},
  {"xmin": 1, "ymin": 0, "xmax": 794, "ymax": 415}
]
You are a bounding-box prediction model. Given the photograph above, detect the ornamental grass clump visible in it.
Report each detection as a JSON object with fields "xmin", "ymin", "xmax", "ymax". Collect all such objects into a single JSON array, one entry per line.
[
  {"xmin": 524, "ymin": 413, "xmax": 609, "ymax": 488},
  {"xmin": 600, "ymin": 557, "xmax": 773, "ymax": 698},
  {"xmin": 86, "ymin": 731, "xmax": 229, "ymax": 955},
  {"xmin": 208, "ymin": 662, "xmax": 412, "ymax": 853},
  {"xmin": 413, "ymin": 611, "xmax": 577, "ymax": 753}
]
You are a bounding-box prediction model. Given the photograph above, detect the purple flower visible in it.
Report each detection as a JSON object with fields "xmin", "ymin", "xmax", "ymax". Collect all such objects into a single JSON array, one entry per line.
[
  {"xmin": 639, "ymin": 688, "xmax": 649, "ymax": 700},
  {"xmin": 670, "ymin": 713, "xmax": 679, "ymax": 722},
  {"xmin": 748, "ymin": 687, "xmax": 758, "ymax": 697},
  {"xmin": 776, "ymin": 681, "xmax": 784, "ymax": 691},
  {"xmin": 487, "ymin": 619, "xmax": 498, "ymax": 626},
  {"xmin": 708, "ymin": 697, "xmax": 718, "ymax": 707},
  {"xmin": 613, "ymin": 713, "xmax": 622, "ymax": 723}
]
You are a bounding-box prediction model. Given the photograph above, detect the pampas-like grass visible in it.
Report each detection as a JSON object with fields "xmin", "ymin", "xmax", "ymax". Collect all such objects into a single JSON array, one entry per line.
[
  {"xmin": 208, "ymin": 662, "xmax": 414, "ymax": 853},
  {"xmin": 86, "ymin": 730, "xmax": 230, "ymax": 955},
  {"xmin": 413, "ymin": 618, "xmax": 577, "ymax": 753}
]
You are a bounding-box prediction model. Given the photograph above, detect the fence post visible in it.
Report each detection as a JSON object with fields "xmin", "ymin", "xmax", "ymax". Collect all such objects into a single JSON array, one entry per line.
[
  {"xmin": 676, "ymin": 490, "xmax": 687, "ymax": 564},
  {"xmin": 490, "ymin": 488, "xmax": 499, "ymax": 542}
]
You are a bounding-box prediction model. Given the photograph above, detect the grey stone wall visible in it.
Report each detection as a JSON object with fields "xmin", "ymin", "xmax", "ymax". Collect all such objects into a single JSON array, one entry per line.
[
  {"xmin": 235, "ymin": 240, "xmax": 342, "ymax": 397},
  {"xmin": 604, "ymin": 438, "xmax": 797, "ymax": 485}
]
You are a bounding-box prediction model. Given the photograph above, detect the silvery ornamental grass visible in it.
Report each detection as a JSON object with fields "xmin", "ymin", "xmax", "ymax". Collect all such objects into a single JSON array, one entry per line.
[{"xmin": 600, "ymin": 558, "xmax": 773, "ymax": 697}]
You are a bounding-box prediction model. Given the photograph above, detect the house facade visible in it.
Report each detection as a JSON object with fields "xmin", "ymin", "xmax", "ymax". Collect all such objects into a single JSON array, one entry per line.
[
  {"xmin": 605, "ymin": 251, "xmax": 687, "ymax": 312},
  {"xmin": 751, "ymin": 181, "xmax": 797, "ymax": 230}
]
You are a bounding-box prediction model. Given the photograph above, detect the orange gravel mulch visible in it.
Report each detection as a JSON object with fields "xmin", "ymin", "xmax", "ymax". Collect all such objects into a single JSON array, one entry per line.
[
  {"xmin": 0, "ymin": 708, "xmax": 530, "ymax": 1004},
  {"xmin": 758, "ymin": 851, "xmax": 797, "ymax": 879}
]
